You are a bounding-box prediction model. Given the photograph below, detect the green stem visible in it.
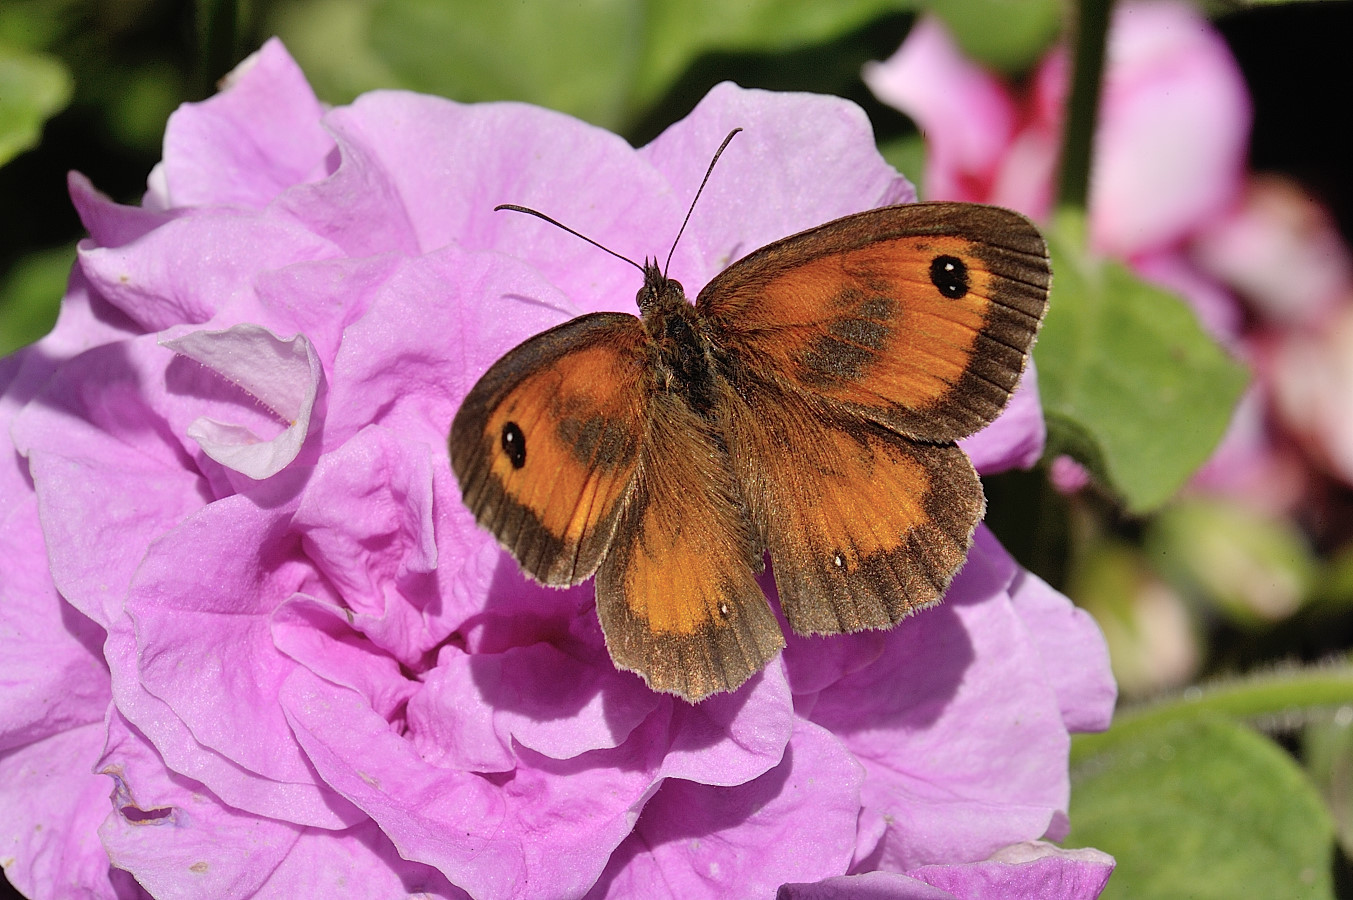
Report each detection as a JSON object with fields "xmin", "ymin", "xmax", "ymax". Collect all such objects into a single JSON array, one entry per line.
[
  {"xmin": 1055, "ymin": 0, "xmax": 1113, "ymax": 216},
  {"xmin": 194, "ymin": 0, "xmax": 242, "ymax": 99},
  {"xmin": 1071, "ymin": 662, "xmax": 1353, "ymax": 766}
]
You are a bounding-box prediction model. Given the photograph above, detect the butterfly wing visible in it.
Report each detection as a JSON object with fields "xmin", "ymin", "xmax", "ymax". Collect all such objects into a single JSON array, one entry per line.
[
  {"xmin": 700, "ymin": 202, "xmax": 1048, "ymax": 635},
  {"xmin": 449, "ymin": 313, "xmax": 652, "ymax": 586},
  {"xmin": 595, "ymin": 392, "xmax": 784, "ymax": 701},
  {"xmin": 720, "ymin": 378, "xmax": 983, "ymax": 635},
  {"xmin": 699, "ymin": 202, "xmax": 1049, "ymax": 441}
]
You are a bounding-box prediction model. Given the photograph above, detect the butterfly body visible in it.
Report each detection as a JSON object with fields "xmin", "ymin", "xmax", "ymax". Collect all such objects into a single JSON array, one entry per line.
[
  {"xmin": 637, "ymin": 266, "xmax": 725, "ymax": 421},
  {"xmin": 451, "ymin": 202, "xmax": 1050, "ymax": 701}
]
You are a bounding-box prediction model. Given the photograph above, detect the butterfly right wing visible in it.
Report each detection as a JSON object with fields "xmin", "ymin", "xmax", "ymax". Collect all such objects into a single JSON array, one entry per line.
[
  {"xmin": 718, "ymin": 374, "xmax": 984, "ymax": 636},
  {"xmin": 449, "ymin": 313, "xmax": 652, "ymax": 587}
]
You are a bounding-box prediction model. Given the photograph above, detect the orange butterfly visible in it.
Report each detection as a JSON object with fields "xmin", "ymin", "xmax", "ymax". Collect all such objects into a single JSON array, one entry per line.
[{"xmin": 450, "ymin": 131, "xmax": 1050, "ymax": 701}]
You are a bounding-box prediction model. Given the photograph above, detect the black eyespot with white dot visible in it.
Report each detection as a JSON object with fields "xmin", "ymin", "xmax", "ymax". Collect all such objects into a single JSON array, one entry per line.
[
  {"xmin": 718, "ymin": 601, "xmax": 730, "ymax": 619},
  {"xmin": 930, "ymin": 255, "xmax": 969, "ymax": 299},
  {"xmin": 832, "ymin": 551, "xmax": 847, "ymax": 571},
  {"xmin": 501, "ymin": 422, "xmax": 526, "ymax": 469}
]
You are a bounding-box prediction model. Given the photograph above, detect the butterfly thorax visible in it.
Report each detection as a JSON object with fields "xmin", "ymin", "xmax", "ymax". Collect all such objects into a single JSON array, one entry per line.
[{"xmin": 637, "ymin": 262, "xmax": 722, "ymax": 420}]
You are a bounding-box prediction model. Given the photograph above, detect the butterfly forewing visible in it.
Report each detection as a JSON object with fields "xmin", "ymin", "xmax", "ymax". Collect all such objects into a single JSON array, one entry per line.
[
  {"xmin": 699, "ymin": 202, "xmax": 1049, "ymax": 441},
  {"xmin": 450, "ymin": 313, "xmax": 651, "ymax": 586},
  {"xmin": 595, "ymin": 393, "xmax": 784, "ymax": 700}
]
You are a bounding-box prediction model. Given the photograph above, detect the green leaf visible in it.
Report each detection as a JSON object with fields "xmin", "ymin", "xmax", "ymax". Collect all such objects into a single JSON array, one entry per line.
[
  {"xmin": 1067, "ymin": 715, "xmax": 1335, "ymax": 899},
  {"xmin": 631, "ymin": 0, "xmax": 913, "ymax": 116},
  {"xmin": 0, "ymin": 245, "xmax": 71, "ymax": 355},
  {"xmin": 265, "ymin": 0, "xmax": 400, "ymax": 105},
  {"xmin": 277, "ymin": 0, "xmax": 919, "ymax": 131},
  {"xmin": 0, "ymin": 43, "xmax": 73, "ymax": 166},
  {"xmin": 927, "ymin": 0, "xmax": 1061, "ymax": 71},
  {"xmin": 1303, "ymin": 713, "xmax": 1353, "ymax": 858},
  {"xmin": 1072, "ymin": 664, "xmax": 1353, "ymax": 763},
  {"xmin": 369, "ymin": 0, "xmax": 645, "ymax": 129},
  {"xmin": 1035, "ymin": 214, "xmax": 1249, "ymax": 513}
]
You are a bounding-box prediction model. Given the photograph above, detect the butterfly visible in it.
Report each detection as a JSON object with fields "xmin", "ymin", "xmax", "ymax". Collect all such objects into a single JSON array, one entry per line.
[{"xmin": 449, "ymin": 130, "xmax": 1050, "ymax": 702}]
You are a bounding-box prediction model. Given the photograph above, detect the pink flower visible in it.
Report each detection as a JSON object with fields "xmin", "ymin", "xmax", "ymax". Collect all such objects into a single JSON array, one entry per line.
[
  {"xmin": 0, "ymin": 40, "xmax": 1114, "ymax": 898},
  {"xmin": 864, "ymin": 1, "xmax": 1251, "ymax": 263}
]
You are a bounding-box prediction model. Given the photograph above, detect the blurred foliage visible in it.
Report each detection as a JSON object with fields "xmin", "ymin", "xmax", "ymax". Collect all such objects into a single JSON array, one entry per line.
[
  {"xmin": 1069, "ymin": 714, "xmax": 1335, "ymax": 898},
  {"xmin": 0, "ymin": 44, "xmax": 72, "ymax": 167},
  {"xmin": 1037, "ymin": 213, "xmax": 1250, "ymax": 515},
  {"xmin": 3, "ymin": 1, "xmax": 1353, "ymax": 898},
  {"xmin": 265, "ymin": 0, "xmax": 1060, "ymax": 136}
]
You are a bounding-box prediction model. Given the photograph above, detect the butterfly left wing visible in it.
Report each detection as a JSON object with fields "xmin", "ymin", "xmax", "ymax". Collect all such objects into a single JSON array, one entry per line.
[
  {"xmin": 699, "ymin": 202, "xmax": 1049, "ymax": 442},
  {"xmin": 449, "ymin": 312, "xmax": 652, "ymax": 587},
  {"xmin": 595, "ymin": 392, "xmax": 785, "ymax": 701}
]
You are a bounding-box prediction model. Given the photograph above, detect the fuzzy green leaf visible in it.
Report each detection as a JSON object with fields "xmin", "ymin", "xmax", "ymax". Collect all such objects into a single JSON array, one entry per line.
[
  {"xmin": 1068, "ymin": 715, "xmax": 1335, "ymax": 899},
  {"xmin": 1035, "ymin": 216, "xmax": 1249, "ymax": 512}
]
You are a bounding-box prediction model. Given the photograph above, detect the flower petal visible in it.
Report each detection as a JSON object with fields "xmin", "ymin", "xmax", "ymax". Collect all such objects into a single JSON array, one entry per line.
[
  {"xmin": 78, "ymin": 211, "xmax": 339, "ymax": 331},
  {"xmin": 1089, "ymin": 1, "xmax": 1251, "ymax": 256},
  {"xmin": 155, "ymin": 38, "xmax": 333, "ymax": 210},
  {"xmin": 863, "ymin": 18, "xmax": 1018, "ymax": 203},
  {"xmin": 907, "ymin": 841, "xmax": 1115, "ymax": 898},
  {"xmin": 810, "ymin": 534, "xmax": 1071, "ymax": 870},
  {"xmin": 590, "ymin": 718, "xmax": 861, "ymax": 899},
  {"xmin": 161, "ymin": 324, "xmax": 322, "ymax": 479},
  {"xmin": 0, "ymin": 722, "xmax": 125, "ymax": 898},
  {"xmin": 991, "ymin": 533, "xmax": 1117, "ymax": 733},
  {"xmin": 10, "ymin": 339, "xmax": 209, "ymax": 627},
  {"xmin": 641, "ymin": 81, "xmax": 916, "ymax": 294},
  {"xmin": 97, "ymin": 711, "xmax": 303, "ymax": 898}
]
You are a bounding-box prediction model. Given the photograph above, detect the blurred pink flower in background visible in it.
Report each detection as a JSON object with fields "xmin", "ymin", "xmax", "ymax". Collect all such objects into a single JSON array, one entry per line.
[
  {"xmin": 0, "ymin": 40, "xmax": 1115, "ymax": 898},
  {"xmin": 1195, "ymin": 177, "xmax": 1353, "ymax": 495},
  {"xmin": 864, "ymin": 1, "xmax": 1251, "ymax": 265},
  {"xmin": 866, "ymin": 1, "xmax": 1260, "ymax": 510},
  {"xmin": 866, "ymin": 1, "xmax": 1353, "ymax": 697}
]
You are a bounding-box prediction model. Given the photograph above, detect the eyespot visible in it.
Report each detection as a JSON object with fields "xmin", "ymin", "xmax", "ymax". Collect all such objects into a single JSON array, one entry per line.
[
  {"xmin": 832, "ymin": 551, "xmax": 847, "ymax": 571},
  {"xmin": 501, "ymin": 422, "xmax": 526, "ymax": 469},
  {"xmin": 718, "ymin": 601, "xmax": 730, "ymax": 618},
  {"xmin": 930, "ymin": 255, "xmax": 969, "ymax": 299}
]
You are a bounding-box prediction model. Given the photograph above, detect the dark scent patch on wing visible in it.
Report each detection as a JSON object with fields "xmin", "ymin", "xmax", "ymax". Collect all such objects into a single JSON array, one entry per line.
[
  {"xmin": 794, "ymin": 287, "xmax": 898, "ymax": 386},
  {"xmin": 555, "ymin": 413, "xmax": 640, "ymax": 470}
]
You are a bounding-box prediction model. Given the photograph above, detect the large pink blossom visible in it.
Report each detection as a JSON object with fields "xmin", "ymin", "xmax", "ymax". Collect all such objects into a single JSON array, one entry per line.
[{"xmin": 0, "ymin": 40, "xmax": 1115, "ymax": 898}]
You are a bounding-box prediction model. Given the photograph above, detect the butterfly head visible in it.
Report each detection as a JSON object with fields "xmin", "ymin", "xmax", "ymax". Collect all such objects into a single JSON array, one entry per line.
[{"xmin": 636, "ymin": 259, "xmax": 687, "ymax": 317}]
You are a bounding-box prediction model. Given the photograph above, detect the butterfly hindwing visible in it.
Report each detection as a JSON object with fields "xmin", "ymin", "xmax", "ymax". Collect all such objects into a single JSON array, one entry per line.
[
  {"xmin": 721, "ymin": 379, "xmax": 984, "ymax": 635},
  {"xmin": 596, "ymin": 392, "xmax": 784, "ymax": 700},
  {"xmin": 449, "ymin": 312, "xmax": 651, "ymax": 586},
  {"xmin": 699, "ymin": 202, "xmax": 1049, "ymax": 441}
]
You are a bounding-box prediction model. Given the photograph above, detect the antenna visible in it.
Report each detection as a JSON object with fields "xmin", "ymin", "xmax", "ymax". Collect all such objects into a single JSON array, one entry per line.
[
  {"xmin": 493, "ymin": 204, "xmax": 645, "ymax": 275},
  {"xmin": 494, "ymin": 127, "xmax": 743, "ymax": 277},
  {"xmin": 664, "ymin": 127, "xmax": 741, "ymax": 276}
]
